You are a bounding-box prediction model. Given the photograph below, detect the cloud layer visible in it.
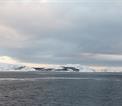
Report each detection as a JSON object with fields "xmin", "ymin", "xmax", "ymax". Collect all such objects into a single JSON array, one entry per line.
[{"xmin": 0, "ymin": 0, "xmax": 122, "ymax": 66}]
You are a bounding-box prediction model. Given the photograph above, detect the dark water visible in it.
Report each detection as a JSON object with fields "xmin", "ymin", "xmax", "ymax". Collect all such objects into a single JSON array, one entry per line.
[{"xmin": 0, "ymin": 72, "xmax": 122, "ymax": 106}]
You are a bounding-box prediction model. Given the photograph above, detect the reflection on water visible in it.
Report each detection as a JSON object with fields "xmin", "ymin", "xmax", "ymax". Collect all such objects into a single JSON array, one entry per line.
[
  {"xmin": 0, "ymin": 72, "xmax": 122, "ymax": 106},
  {"xmin": 0, "ymin": 77, "xmax": 122, "ymax": 81}
]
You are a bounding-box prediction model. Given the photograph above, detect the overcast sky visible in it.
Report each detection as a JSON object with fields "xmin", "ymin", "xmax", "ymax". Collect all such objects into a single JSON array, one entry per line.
[{"xmin": 0, "ymin": 0, "xmax": 122, "ymax": 66}]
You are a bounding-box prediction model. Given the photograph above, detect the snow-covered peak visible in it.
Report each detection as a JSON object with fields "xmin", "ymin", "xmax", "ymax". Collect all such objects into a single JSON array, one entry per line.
[
  {"xmin": 63, "ymin": 64, "xmax": 94, "ymax": 72},
  {"xmin": 0, "ymin": 63, "xmax": 122, "ymax": 72},
  {"xmin": 90, "ymin": 66, "xmax": 122, "ymax": 72},
  {"xmin": 0, "ymin": 63, "xmax": 35, "ymax": 72},
  {"xmin": 32, "ymin": 64, "xmax": 122, "ymax": 72},
  {"xmin": 33, "ymin": 64, "xmax": 94, "ymax": 72}
]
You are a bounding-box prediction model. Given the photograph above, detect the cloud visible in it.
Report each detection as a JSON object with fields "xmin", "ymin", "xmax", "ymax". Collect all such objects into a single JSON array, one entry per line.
[
  {"xmin": 0, "ymin": 0, "xmax": 122, "ymax": 65},
  {"xmin": 80, "ymin": 53, "xmax": 122, "ymax": 61},
  {"xmin": 0, "ymin": 24, "xmax": 28, "ymax": 48},
  {"xmin": 0, "ymin": 56, "xmax": 18, "ymax": 64}
]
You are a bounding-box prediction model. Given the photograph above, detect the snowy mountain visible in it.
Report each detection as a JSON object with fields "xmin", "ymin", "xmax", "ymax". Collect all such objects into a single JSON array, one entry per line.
[
  {"xmin": 33, "ymin": 64, "xmax": 122, "ymax": 72},
  {"xmin": 0, "ymin": 63, "xmax": 122, "ymax": 72},
  {"xmin": 0, "ymin": 63, "xmax": 35, "ymax": 72},
  {"xmin": 90, "ymin": 66, "xmax": 122, "ymax": 72},
  {"xmin": 33, "ymin": 64, "xmax": 95, "ymax": 72}
]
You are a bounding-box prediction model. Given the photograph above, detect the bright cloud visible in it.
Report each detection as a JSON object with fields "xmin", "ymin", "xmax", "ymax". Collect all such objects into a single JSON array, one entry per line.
[{"xmin": 0, "ymin": 56, "xmax": 18, "ymax": 64}]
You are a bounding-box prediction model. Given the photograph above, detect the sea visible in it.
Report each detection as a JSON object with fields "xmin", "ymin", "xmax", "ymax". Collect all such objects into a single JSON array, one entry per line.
[{"xmin": 0, "ymin": 72, "xmax": 121, "ymax": 106}]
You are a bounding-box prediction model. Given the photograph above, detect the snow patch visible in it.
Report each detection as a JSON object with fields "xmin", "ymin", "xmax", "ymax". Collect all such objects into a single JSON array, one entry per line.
[{"xmin": 0, "ymin": 63, "xmax": 35, "ymax": 72}]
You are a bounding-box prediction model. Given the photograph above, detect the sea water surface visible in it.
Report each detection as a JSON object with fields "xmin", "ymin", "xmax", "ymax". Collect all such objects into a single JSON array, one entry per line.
[{"xmin": 0, "ymin": 72, "xmax": 122, "ymax": 106}]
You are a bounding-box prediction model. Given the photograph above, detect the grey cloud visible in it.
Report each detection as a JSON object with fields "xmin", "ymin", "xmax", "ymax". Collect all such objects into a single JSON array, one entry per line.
[{"xmin": 0, "ymin": 0, "xmax": 122, "ymax": 65}]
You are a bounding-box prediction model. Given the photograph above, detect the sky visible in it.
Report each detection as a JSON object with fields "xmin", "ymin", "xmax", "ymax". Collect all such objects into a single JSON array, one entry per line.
[{"xmin": 0, "ymin": 0, "xmax": 122, "ymax": 66}]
